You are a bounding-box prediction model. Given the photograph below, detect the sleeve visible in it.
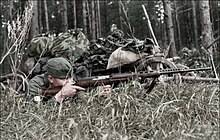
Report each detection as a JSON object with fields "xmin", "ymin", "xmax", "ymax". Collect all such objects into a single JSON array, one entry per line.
[{"xmin": 27, "ymin": 74, "xmax": 45, "ymax": 102}]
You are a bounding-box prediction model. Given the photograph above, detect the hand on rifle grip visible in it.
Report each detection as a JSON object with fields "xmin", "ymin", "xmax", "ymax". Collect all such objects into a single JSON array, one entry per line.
[
  {"xmin": 99, "ymin": 84, "xmax": 112, "ymax": 94},
  {"xmin": 55, "ymin": 83, "xmax": 85, "ymax": 103}
]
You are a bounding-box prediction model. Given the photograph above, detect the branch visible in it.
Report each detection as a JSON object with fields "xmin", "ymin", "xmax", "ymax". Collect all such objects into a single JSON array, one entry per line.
[
  {"xmin": 0, "ymin": 73, "xmax": 29, "ymax": 93},
  {"xmin": 119, "ymin": 1, "xmax": 134, "ymax": 38},
  {"xmin": 0, "ymin": 2, "xmax": 33, "ymax": 65},
  {"xmin": 142, "ymin": 5, "xmax": 160, "ymax": 47}
]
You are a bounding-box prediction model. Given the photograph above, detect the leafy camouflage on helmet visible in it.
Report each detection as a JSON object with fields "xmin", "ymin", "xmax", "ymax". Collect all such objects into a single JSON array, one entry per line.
[
  {"xmin": 24, "ymin": 29, "xmax": 89, "ymax": 78},
  {"xmin": 48, "ymin": 29, "xmax": 90, "ymax": 62},
  {"xmin": 24, "ymin": 57, "xmax": 35, "ymax": 75},
  {"xmin": 24, "ymin": 57, "xmax": 49, "ymax": 77},
  {"xmin": 27, "ymin": 29, "xmax": 89, "ymax": 62},
  {"xmin": 28, "ymin": 36, "xmax": 54, "ymax": 57}
]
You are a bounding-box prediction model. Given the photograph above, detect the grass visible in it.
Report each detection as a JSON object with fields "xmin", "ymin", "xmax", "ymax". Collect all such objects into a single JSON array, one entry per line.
[{"xmin": 0, "ymin": 81, "xmax": 219, "ymax": 140}]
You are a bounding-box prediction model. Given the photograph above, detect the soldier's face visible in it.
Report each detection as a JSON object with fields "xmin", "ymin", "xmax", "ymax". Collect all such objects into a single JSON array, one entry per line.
[{"xmin": 48, "ymin": 76, "xmax": 74, "ymax": 87}]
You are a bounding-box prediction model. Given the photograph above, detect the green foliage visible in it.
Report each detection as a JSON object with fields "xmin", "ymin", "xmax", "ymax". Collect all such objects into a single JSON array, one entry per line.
[{"xmin": 1, "ymin": 82, "xmax": 219, "ymax": 139}]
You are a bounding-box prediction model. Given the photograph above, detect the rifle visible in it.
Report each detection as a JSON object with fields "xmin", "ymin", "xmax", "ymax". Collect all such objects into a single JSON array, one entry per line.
[{"xmin": 42, "ymin": 67, "xmax": 213, "ymax": 97}]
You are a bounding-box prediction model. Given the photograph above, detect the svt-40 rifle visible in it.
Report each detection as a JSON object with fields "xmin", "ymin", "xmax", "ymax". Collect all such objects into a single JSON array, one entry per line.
[{"xmin": 42, "ymin": 67, "xmax": 216, "ymax": 97}]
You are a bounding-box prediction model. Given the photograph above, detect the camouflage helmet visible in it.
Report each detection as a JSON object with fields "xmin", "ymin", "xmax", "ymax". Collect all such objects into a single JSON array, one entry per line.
[{"xmin": 47, "ymin": 29, "xmax": 90, "ymax": 62}]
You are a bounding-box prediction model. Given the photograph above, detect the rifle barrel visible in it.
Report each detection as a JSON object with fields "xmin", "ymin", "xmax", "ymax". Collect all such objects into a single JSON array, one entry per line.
[
  {"xmin": 77, "ymin": 67, "xmax": 212, "ymax": 87},
  {"xmin": 77, "ymin": 72, "xmax": 161, "ymax": 87},
  {"xmin": 159, "ymin": 67, "xmax": 212, "ymax": 75}
]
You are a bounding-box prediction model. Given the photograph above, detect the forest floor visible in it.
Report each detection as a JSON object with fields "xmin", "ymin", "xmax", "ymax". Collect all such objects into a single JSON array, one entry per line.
[{"xmin": 0, "ymin": 81, "xmax": 219, "ymax": 140}]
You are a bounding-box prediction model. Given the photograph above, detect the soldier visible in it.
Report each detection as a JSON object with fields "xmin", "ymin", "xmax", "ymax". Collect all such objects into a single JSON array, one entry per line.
[{"xmin": 28, "ymin": 57, "xmax": 111, "ymax": 104}]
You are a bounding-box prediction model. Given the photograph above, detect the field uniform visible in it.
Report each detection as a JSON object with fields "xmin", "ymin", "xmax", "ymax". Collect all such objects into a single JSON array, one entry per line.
[{"xmin": 27, "ymin": 57, "xmax": 74, "ymax": 102}]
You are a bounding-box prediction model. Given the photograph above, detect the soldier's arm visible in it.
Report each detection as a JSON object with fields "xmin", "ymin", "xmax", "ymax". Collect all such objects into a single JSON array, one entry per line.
[{"xmin": 27, "ymin": 74, "xmax": 45, "ymax": 103}]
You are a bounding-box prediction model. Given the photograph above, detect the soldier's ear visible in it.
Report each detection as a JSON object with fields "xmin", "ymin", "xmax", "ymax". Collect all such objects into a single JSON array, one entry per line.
[{"xmin": 47, "ymin": 75, "xmax": 53, "ymax": 83}]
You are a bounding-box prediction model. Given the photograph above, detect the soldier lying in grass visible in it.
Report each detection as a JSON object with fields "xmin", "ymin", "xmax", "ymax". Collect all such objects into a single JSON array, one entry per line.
[{"xmin": 28, "ymin": 57, "xmax": 112, "ymax": 104}]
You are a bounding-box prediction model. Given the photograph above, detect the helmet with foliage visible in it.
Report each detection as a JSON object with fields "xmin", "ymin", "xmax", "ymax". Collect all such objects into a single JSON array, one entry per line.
[{"xmin": 24, "ymin": 28, "xmax": 90, "ymax": 77}]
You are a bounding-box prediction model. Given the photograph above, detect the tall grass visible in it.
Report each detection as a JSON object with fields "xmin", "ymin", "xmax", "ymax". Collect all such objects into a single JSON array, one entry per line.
[{"xmin": 0, "ymin": 82, "xmax": 219, "ymax": 140}]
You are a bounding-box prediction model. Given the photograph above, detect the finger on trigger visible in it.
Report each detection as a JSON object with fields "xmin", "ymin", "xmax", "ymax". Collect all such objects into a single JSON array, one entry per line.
[
  {"xmin": 105, "ymin": 85, "xmax": 111, "ymax": 88},
  {"xmin": 71, "ymin": 85, "xmax": 86, "ymax": 91}
]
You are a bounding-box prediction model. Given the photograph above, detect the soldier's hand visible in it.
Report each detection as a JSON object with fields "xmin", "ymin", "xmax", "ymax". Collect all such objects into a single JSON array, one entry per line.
[
  {"xmin": 55, "ymin": 83, "xmax": 85, "ymax": 103},
  {"xmin": 99, "ymin": 85, "xmax": 112, "ymax": 94}
]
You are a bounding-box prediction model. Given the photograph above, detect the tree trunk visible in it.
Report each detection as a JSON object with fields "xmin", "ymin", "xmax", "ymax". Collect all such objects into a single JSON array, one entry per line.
[
  {"xmin": 215, "ymin": 1, "xmax": 219, "ymax": 38},
  {"xmin": 173, "ymin": 1, "xmax": 181, "ymax": 50},
  {"xmin": 87, "ymin": 1, "xmax": 92, "ymax": 39},
  {"xmin": 191, "ymin": 0, "xmax": 199, "ymax": 49},
  {"xmin": 118, "ymin": 0, "xmax": 123, "ymax": 31},
  {"xmin": 210, "ymin": 1, "xmax": 219, "ymax": 37},
  {"xmin": 0, "ymin": 0, "xmax": 2, "ymax": 37},
  {"xmin": 62, "ymin": 0, "xmax": 68, "ymax": 32},
  {"xmin": 56, "ymin": 0, "xmax": 62, "ymax": 34},
  {"xmin": 91, "ymin": 1, "xmax": 96, "ymax": 40},
  {"xmin": 0, "ymin": 0, "xmax": 2, "ymax": 62},
  {"xmin": 103, "ymin": 0, "xmax": 108, "ymax": 36},
  {"xmin": 38, "ymin": 0, "xmax": 43, "ymax": 33},
  {"xmin": 30, "ymin": 1, "xmax": 39, "ymax": 39},
  {"xmin": 162, "ymin": 0, "xmax": 177, "ymax": 58},
  {"xmin": 162, "ymin": 22, "xmax": 167, "ymax": 51},
  {"xmin": 96, "ymin": 0, "xmax": 101, "ymax": 38},
  {"xmin": 209, "ymin": 1, "xmax": 215, "ymax": 36},
  {"xmin": 9, "ymin": 0, "xmax": 14, "ymax": 21},
  {"xmin": 186, "ymin": 1, "xmax": 192, "ymax": 48},
  {"xmin": 199, "ymin": 0, "xmax": 214, "ymax": 53},
  {"xmin": 44, "ymin": 0, "xmax": 49, "ymax": 32},
  {"xmin": 72, "ymin": 0, "xmax": 77, "ymax": 29},
  {"xmin": 82, "ymin": 0, "xmax": 87, "ymax": 35}
]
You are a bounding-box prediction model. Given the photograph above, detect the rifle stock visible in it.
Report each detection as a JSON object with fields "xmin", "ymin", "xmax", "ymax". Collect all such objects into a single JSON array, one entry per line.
[{"xmin": 42, "ymin": 67, "xmax": 212, "ymax": 97}]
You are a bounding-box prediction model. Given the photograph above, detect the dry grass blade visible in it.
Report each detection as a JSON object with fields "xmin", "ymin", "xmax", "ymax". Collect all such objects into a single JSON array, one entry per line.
[{"xmin": 0, "ymin": 82, "xmax": 219, "ymax": 139}]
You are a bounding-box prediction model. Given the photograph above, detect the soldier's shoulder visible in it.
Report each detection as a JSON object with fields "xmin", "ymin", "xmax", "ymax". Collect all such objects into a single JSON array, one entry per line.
[{"xmin": 29, "ymin": 74, "xmax": 46, "ymax": 85}]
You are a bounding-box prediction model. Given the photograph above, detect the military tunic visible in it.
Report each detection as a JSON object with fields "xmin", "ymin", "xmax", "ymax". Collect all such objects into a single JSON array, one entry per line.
[{"xmin": 27, "ymin": 74, "xmax": 50, "ymax": 101}]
